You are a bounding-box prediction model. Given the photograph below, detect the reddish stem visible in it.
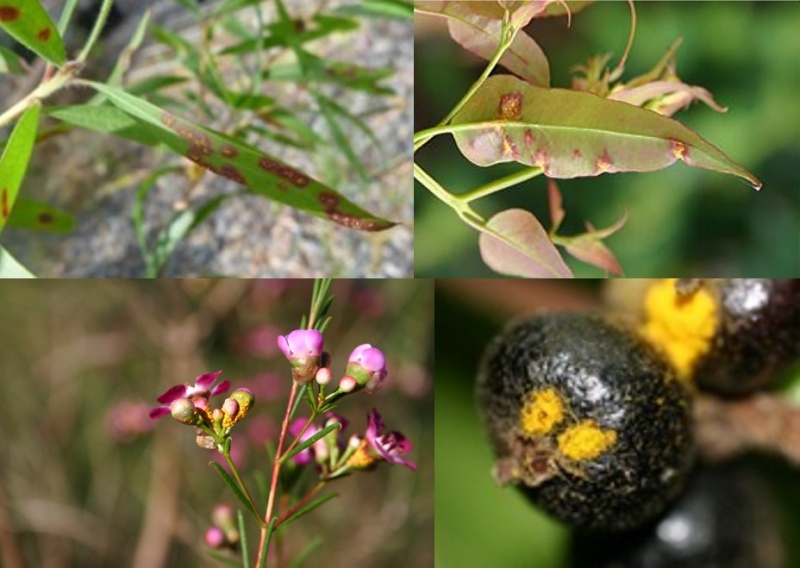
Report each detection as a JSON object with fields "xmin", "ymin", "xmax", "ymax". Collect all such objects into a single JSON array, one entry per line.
[
  {"xmin": 255, "ymin": 381, "xmax": 299, "ymax": 567},
  {"xmin": 274, "ymin": 482, "xmax": 326, "ymax": 529}
]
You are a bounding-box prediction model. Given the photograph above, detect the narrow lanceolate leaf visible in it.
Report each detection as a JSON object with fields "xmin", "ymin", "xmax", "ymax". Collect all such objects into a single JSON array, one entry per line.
[
  {"xmin": 0, "ymin": 0, "xmax": 66, "ymax": 66},
  {"xmin": 82, "ymin": 82, "xmax": 396, "ymax": 231},
  {"xmin": 0, "ymin": 101, "xmax": 41, "ymax": 234},
  {"xmin": 415, "ymin": 1, "xmax": 549, "ymax": 87},
  {"xmin": 478, "ymin": 208, "xmax": 573, "ymax": 278},
  {"xmin": 7, "ymin": 197, "xmax": 75, "ymax": 233},
  {"xmin": 0, "ymin": 245, "xmax": 35, "ymax": 277},
  {"xmin": 452, "ymin": 75, "xmax": 762, "ymax": 189}
]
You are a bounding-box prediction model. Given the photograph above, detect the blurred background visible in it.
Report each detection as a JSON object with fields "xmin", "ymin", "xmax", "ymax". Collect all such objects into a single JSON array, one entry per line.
[
  {"xmin": 435, "ymin": 280, "xmax": 800, "ymax": 568},
  {"xmin": 415, "ymin": 1, "xmax": 800, "ymax": 277},
  {"xmin": 0, "ymin": 279, "xmax": 432, "ymax": 567}
]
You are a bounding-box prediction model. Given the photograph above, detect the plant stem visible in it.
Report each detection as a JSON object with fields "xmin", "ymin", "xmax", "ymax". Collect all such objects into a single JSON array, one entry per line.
[
  {"xmin": 255, "ymin": 380, "xmax": 299, "ymax": 567},
  {"xmin": 274, "ymin": 482, "xmax": 326, "ymax": 528},
  {"xmin": 0, "ymin": 61, "xmax": 82, "ymax": 128},
  {"xmin": 223, "ymin": 450, "xmax": 262, "ymax": 526},
  {"xmin": 458, "ymin": 167, "xmax": 544, "ymax": 203}
]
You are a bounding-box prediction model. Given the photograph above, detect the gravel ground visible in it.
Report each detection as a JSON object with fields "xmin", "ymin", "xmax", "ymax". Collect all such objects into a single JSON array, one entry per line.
[{"xmin": 0, "ymin": 0, "xmax": 412, "ymax": 277}]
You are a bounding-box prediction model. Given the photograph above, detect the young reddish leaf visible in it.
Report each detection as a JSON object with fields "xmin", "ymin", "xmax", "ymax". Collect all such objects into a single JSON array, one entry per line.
[
  {"xmin": 564, "ymin": 235, "xmax": 622, "ymax": 275},
  {"xmin": 0, "ymin": 101, "xmax": 41, "ymax": 235},
  {"xmin": 415, "ymin": 1, "xmax": 550, "ymax": 87},
  {"xmin": 81, "ymin": 82, "xmax": 396, "ymax": 232},
  {"xmin": 478, "ymin": 208, "xmax": 573, "ymax": 278},
  {"xmin": 6, "ymin": 197, "xmax": 75, "ymax": 233},
  {"xmin": 547, "ymin": 178, "xmax": 565, "ymax": 230},
  {"xmin": 0, "ymin": 0, "xmax": 66, "ymax": 66},
  {"xmin": 451, "ymin": 74, "xmax": 761, "ymax": 189}
]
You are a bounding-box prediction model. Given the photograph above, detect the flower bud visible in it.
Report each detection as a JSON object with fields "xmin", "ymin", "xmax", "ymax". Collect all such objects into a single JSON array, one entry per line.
[
  {"xmin": 230, "ymin": 388, "xmax": 255, "ymax": 419},
  {"xmin": 222, "ymin": 398, "xmax": 239, "ymax": 418},
  {"xmin": 170, "ymin": 398, "xmax": 197, "ymax": 425},
  {"xmin": 205, "ymin": 527, "xmax": 225, "ymax": 549},
  {"xmin": 315, "ymin": 367, "xmax": 333, "ymax": 386},
  {"xmin": 211, "ymin": 503, "xmax": 235, "ymax": 528},
  {"xmin": 277, "ymin": 329, "xmax": 324, "ymax": 384},
  {"xmin": 338, "ymin": 375, "xmax": 357, "ymax": 393},
  {"xmin": 344, "ymin": 344, "xmax": 387, "ymax": 394}
]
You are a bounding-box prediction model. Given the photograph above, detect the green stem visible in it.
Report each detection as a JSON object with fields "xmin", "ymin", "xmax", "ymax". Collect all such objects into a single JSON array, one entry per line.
[
  {"xmin": 413, "ymin": 162, "xmax": 484, "ymax": 225},
  {"xmin": 458, "ymin": 167, "xmax": 544, "ymax": 203},
  {"xmin": 223, "ymin": 450, "xmax": 261, "ymax": 524},
  {"xmin": 0, "ymin": 62, "xmax": 82, "ymax": 129},
  {"xmin": 413, "ymin": 11, "xmax": 518, "ymax": 153}
]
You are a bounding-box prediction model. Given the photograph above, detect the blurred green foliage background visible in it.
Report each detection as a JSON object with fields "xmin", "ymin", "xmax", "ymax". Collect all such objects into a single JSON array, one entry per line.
[
  {"xmin": 435, "ymin": 280, "xmax": 800, "ymax": 568},
  {"xmin": 416, "ymin": 1, "xmax": 800, "ymax": 277},
  {"xmin": 0, "ymin": 279, "xmax": 432, "ymax": 567}
]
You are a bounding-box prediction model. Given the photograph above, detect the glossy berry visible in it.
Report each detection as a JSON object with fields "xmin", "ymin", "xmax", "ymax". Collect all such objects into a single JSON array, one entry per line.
[
  {"xmin": 477, "ymin": 313, "xmax": 694, "ymax": 531},
  {"xmin": 641, "ymin": 279, "xmax": 800, "ymax": 395}
]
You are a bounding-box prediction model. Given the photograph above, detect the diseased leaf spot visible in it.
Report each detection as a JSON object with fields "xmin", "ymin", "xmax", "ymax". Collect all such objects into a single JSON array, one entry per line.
[
  {"xmin": 0, "ymin": 6, "xmax": 20, "ymax": 22},
  {"xmin": 220, "ymin": 145, "xmax": 238, "ymax": 158},
  {"xmin": 501, "ymin": 133, "xmax": 520, "ymax": 160},
  {"xmin": 258, "ymin": 157, "xmax": 310, "ymax": 188},
  {"xmin": 573, "ymin": 149, "xmax": 582, "ymax": 158},
  {"xmin": 498, "ymin": 92, "xmax": 523, "ymax": 121},
  {"xmin": 317, "ymin": 191, "xmax": 393, "ymax": 232},
  {"xmin": 1, "ymin": 187, "xmax": 9, "ymax": 220},
  {"xmin": 160, "ymin": 112, "xmax": 177, "ymax": 129},
  {"xmin": 595, "ymin": 148, "xmax": 614, "ymax": 173},
  {"xmin": 670, "ymin": 139, "xmax": 688, "ymax": 162},
  {"xmin": 217, "ymin": 164, "xmax": 246, "ymax": 185},
  {"xmin": 37, "ymin": 28, "xmax": 52, "ymax": 42},
  {"xmin": 38, "ymin": 212, "xmax": 54, "ymax": 224}
]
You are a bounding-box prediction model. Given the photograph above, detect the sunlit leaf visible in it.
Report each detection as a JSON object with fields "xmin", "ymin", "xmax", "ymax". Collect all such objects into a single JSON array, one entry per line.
[
  {"xmin": 76, "ymin": 83, "xmax": 396, "ymax": 231},
  {"xmin": 0, "ymin": 101, "xmax": 41, "ymax": 235},
  {"xmin": 0, "ymin": 0, "xmax": 66, "ymax": 66},
  {"xmin": 478, "ymin": 208, "xmax": 573, "ymax": 278},
  {"xmin": 7, "ymin": 197, "xmax": 75, "ymax": 233},
  {"xmin": 451, "ymin": 74, "xmax": 761, "ymax": 189},
  {"xmin": 0, "ymin": 245, "xmax": 35, "ymax": 277}
]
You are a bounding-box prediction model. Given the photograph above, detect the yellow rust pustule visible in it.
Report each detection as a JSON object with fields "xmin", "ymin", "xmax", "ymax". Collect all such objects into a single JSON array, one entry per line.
[
  {"xmin": 640, "ymin": 278, "xmax": 718, "ymax": 380},
  {"xmin": 557, "ymin": 420, "xmax": 617, "ymax": 461},
  {"xmin": 519, "ymin": 387, "xmax": 565, "ymax": 436}
]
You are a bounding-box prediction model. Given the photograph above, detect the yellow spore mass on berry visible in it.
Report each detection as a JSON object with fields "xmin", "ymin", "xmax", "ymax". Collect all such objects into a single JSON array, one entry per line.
[
  {"xmin": 557, "ymin": 420, "xmax": 617, "ymax": 461},
  {"xmin": 640, "ymin": 278, "xmax": 718, "ymax": 380},
  {"xmin": 519, "ymin": 388, "xmax": 565, "ymax": 436}
]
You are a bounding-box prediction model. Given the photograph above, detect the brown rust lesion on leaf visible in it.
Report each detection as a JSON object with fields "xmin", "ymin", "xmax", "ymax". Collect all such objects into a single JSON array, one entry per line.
[
  {"xmin": 1, "ymin": 187, "xmax": 8, "ymax": 220},
  {"xmin": 0, "ymin": 6, "xmax": 20, "ymax": 22},
  {"xmin": 670, "ymin": 139, "xmax": 689, "ymax": 162},
  {"xmin": 498, "ymin": 92, "xmax": 524, "ymax": 121},
  {"xmin": 316, "ymin": 191, "xmax": 393, "ymax": 232},
  {"xmin": 595, "ymin": 148, "xmax": 614, "ymax": 173},
  {"xmin": 37, "ymin": 28, "xmax": 51, "ymax": 42},
  {"xmin": 38, "ymin": 212, "xmax": 54, "ymax": 224},
  {"xmin": 258, "ymin": 157, "xmax": 311, "ymax": 188},
  {"xmin": 220, "ymin": 145, "xmax": 238, "ymax": 158}
]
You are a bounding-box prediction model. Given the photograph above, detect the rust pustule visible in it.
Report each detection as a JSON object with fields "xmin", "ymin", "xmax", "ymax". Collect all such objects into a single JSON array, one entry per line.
[
  {"xmin": 220, "ymin": 145, "xmax": 238, "ymax": 158},
  {"xmin": 0, "ymin": 6, "xmax": 20, "ymax": 22},
  {"xmin": 258, "ymin": 157, "xmax": 310, "ymax": 188},
  {"xmin": 498, "ymin": 92, "xmax": 523, "ymax": 121},
  {"xmin": 37, "ymin": 212, "xmax": 54, "ymax": 224},
  {"xmin": 37, "ymin": 28, "xmax": 51, "ymax": 41},
  {"xmin": 1, "ymin": 188, "xmax": 9, "ymax": 220}
]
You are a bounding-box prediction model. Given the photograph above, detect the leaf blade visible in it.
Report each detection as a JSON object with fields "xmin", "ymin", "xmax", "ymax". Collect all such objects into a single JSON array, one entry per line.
[
  {"xmin": 81, "ymin": 82, "xmax": 397, "ymax": 231},
  {"xmin": 452, "ymin": 74, "xmax": 761, "ymax": 189},
  {"xmin": 0, "ymin": 101, "xmax": 41, "ymax": 235},
  {"xmin": 0, "ymin": 0, "xmax": 66, "ymax": 66}
]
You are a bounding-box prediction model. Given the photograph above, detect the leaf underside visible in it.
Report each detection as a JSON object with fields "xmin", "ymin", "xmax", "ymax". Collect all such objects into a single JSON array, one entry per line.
[{"xmin": 451, "ymin": 75, "xmax": 761, "ymax": 189}]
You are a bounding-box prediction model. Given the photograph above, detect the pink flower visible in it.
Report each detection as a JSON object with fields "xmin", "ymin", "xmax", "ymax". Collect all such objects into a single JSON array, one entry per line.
[
  {"xmin": 149, "ymin": 371, "xmax": 230, "ymax": 419},
  {"xmin": 361, "ymin": 409, "xmax": 416, "ymax": 471},
  {"xmin": 345, "ymin": 344, "xmax": 387, "ymax": 394},
  {"xmin": 277, "ymin": 329, "xmax": 324, "ymax": 359}
]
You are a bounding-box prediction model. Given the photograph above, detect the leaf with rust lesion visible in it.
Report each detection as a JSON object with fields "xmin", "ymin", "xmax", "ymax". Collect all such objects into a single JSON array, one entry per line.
[{"xmin": 451, "ymin": 74, "xmax": 761, "ymax": 189}]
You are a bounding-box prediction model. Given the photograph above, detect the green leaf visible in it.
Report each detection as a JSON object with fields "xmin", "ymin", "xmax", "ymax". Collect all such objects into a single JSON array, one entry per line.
[
  {"xmin": 131, "ymin": 165, "xmax": 183, "ymax": 277},
  {"xmin": 237, "ymin": 510, "xmax": 250, "ymax": 568},
  {"xmin": 279, "ymin": 493, "xmax": 338, "ymax": 527},
  {"xmin": 209, "ymin": 461, "xmax": 263, "ymax": 525},
  {"xmin": 478, "ymin": 208, "xmax": 573, "ymax": 278},
  {"xmin": 282, "ymin": 422, "xmax": 342, "ymax": 463},
  {"xmin": 82, "ymin": 81, "xmax": 396, "ymax": 231},
  {"xmin": 0, "ymin": 245, "xmax": 35, "ymax": 277},
  {"xmin": 335, "ymin": 0, "xmax": 413, "ymax": 20},
  {"xmin": 258, "ymin": 517, "xmax": 278, "ymax": 568},
  {"xmin": 0, "ymin": 44, "xmax": 24, "ymax": 74},
  {"xmin": 451, "ymin": 75, "xmax": 762, "ymax": 189},
  {"xmin": 0, "ymin": 101, "xmax": 41, "ymax": 235},
  {"xmin": 286, "ymin": 537, "xmax": 323, "ymax": 568},
  {"xmin": 7, "ymin": 197, "xmax": 75, "ymax": 233},
  {"xmin": 0, "ymin": 0, "xmax": 66, "ymax": 66}
]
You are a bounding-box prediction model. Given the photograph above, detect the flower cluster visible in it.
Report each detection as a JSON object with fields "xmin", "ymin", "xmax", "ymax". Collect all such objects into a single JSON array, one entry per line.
[{"xmin": 149, "ymin": 371, "xmax": 254, "ymax": 448}]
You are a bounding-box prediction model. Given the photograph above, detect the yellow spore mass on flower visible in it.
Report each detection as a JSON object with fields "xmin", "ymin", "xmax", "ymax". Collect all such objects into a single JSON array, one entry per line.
[
  {"xmin": 557, "ymin": 420, "xmax": 617, "ymax": 461},
  {"xmin": 519, "ymin": 387, "xmax": 565, "ymax": 436},
  {"xmin": 640, "ymin": 278, "xmax": 718, "ymax": 380}
]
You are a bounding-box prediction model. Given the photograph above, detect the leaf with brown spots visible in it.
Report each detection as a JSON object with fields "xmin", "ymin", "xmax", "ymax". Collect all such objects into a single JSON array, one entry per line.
[
  {"xmin": 451, "ymin": 75, "xmax": 761, "ymax": 189},
  {"xmin": 0, "ymin": 0, "xmax": 66, "ymax": 66},
  {"xmin": 0, "ymin": 101, "xmax": 41, "ymax": 236},
  {"xmin": 6, "ymin": 197, "xmax": 75, "ymax": 234},
  {"xmin": 80, "ymin": 82, "xmax": 396, "ymax": 231}
]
